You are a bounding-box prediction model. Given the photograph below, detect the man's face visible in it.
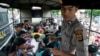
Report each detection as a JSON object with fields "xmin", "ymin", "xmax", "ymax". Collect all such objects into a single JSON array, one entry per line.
[
  {"xmin": 20, "ymin": 34, "xmax": 27, "ymax": 39},
  {"xmin": 36, "ymin": 38, "xmax": 40, "ymax": 42},
  {"xmin": 61, "ymin": 5, "xmax": 78, "ymax": 21},
  {"xmin": 16, "ymin": 27, "xmax": 22, "ymax": 32},
  {"xmin": 25, "ymin": 21, "xmax": 30, "ymax": 25}
]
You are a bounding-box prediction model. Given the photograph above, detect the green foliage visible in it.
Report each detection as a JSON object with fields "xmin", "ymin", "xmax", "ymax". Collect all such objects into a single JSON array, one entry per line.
[
  {"xmin": 86, "ymin": 10, "xmax": 100, "ymax": 17},
  {"xmin": 52, "ymin": 10, "xmax": 61, "ymax": 15},
  {"xmin": 8, "ymin": 8, "xmax": 13, "ymax": 11}
]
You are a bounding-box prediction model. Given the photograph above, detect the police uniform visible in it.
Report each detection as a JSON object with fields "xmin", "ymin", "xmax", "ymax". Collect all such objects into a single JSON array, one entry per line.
[{"xmin": 60, "ymin": 17, "xmax": 88, "ymax": 56}]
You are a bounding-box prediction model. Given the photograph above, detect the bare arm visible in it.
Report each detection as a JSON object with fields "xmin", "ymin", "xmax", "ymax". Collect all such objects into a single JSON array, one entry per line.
[
  {"xmin": 51, "ymin": 48, "xmax": 75, "ymax": 56},
  {"xmin": 59, "ymin": 52, "xmax": 75, "ymax": 56}
]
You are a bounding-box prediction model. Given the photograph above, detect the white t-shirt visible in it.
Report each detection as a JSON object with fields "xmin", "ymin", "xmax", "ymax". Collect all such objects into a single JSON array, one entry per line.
[{"xmin": 31, "ymin": 38, "xmax": 39, "ymax": 53}]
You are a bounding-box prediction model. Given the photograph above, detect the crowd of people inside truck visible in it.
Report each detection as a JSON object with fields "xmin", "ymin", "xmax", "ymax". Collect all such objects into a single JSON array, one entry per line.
[
  {"xmin": 1, "ymin": 17, "xmax": 100, "ymax": 56},
  {"xmin": 2, "ymin": 18, "xmax": 61, "ymax": 56}
]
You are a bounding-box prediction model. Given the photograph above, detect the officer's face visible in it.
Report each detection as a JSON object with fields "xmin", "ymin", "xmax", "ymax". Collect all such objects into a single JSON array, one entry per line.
[{"xmin": 61, "ymin": 5, "xmax": 78, "ymax": 21}]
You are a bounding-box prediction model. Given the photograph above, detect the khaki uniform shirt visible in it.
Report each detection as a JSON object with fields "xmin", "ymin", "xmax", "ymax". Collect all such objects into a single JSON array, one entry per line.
[{"xmin": 60, "ymin": 18, "xmax": 88, "ymax": 56}]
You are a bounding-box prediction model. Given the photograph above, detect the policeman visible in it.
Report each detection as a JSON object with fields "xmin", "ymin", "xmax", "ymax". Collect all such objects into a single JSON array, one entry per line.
[{"xmin": 50, "ymin": 0, "xmax": 88, "ymax": 56}]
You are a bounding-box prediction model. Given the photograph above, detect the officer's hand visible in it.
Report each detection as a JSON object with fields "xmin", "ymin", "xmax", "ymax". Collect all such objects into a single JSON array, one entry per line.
[
  {"xmin": 49, "ymin": 37, "xmax": 61, "ymax": 42},
  {"xmin": 50, "ymin": 48, "xmax": 74, "ymax": 56},
  {"xmin": 49, "ymin": 37, "xmax": 56, "ymax": 42},
  {"xmin": 50, "ymin": 48, "xmax": 65, "ymax": 56}
]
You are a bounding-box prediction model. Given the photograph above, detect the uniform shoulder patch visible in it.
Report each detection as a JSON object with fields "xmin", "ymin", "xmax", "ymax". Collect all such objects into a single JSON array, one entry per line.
[{"xmin": 75, "ymin": 29, "xmax": 83, "ymax": 41}]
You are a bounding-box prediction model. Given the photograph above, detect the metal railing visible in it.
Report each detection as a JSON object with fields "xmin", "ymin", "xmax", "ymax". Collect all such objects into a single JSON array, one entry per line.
[
  {"xmin": 0, "ymin": 22, "xmax": 14, "ymax": 50},
  {"xmin": 0, "ymin": 22, "xmax": 13, "ymax": 31},
  {"xmin": 87, "ymin": 29, "xmax": 100, "ymax": 34}
]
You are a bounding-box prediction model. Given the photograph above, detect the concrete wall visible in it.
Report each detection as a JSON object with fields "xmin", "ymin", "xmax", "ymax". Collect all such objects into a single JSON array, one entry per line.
[
  {"xmin": 20, "ymin": 9, "xmax": 32, "ymax": 23},
  {"xmin": 20, "ymin": 9, "xmax": 52, "ymax": 23},
  {"xmin": 43, "ymin": 10, "xmax": 51, "ymax": 18},
  {"xmin": 32, "ymin": 10, "xmax": 52, "ymax": 24}
]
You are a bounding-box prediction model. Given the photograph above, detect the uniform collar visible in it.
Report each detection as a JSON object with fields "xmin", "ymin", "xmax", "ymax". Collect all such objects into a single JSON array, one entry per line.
[{"xmin": 63, "ymin": 16, "xmax": 77, "ymax": 25}]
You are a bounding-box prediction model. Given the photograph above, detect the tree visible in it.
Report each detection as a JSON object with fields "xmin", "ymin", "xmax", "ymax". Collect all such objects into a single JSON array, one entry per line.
[
  {"xmin": 52, "ymin": 10, "xmax": 61, "ymax": 15},
  {"xmin": 86, "ymin": 10, "xmax": 100, "ymax": 17}
]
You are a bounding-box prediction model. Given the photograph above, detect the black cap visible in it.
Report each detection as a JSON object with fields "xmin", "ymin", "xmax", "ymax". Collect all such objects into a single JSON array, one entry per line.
[{"xmin": 61, "ymin": 0, "xmax": 79, "ymax": 7}]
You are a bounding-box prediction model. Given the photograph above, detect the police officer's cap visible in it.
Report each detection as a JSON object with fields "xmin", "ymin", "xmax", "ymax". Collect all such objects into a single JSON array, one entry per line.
[{"xmin": 61, "ymin": 0, "xmax": 79, "ymax": 7}]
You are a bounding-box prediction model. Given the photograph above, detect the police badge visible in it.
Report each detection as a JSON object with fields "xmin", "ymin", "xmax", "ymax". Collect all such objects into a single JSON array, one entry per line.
[{"xmin": 75, "ymin": 29, "xmax": 83, "ymax": 41}]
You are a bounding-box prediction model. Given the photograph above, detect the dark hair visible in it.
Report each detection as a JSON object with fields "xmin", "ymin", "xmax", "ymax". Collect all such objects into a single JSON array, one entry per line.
[
  {"xmin": 61, "ymin": 0, "xmax": 79, "ymax": 8},
  {"xmin": 42, "ymin": 49, "xmax": 52, "ymax": 56},
  {"xmin": 5, "ymin": 38, "xmax": 26, "ymax": 54},
  {"xmin": 17, "ymin": 30, "xmax": 26, "ymax": 36},
  {"xmin": 14, "ymin": 37, "xmax": 26, "ymax": 46},
  {"xmin": 24, "ymin": 20, "xmax": 29, "ymax": 23},
  {"xmin": 34, "ymin": 34, "xmax": 40, "ymax": 39},
  {"xmin": 25, "ymin": 27, "xmax": 31, "ymax": 31},
  {"xmin": 15, "ymin": 23, "xmax": 23, "ymax": 28},
  {"xmin": 58, "ymin": 26, "xmax": 61, "ymax": 30},
  {"xmin": 2, "ymin": 44, "xmax": 16, "ymax": 55},
  {"xmin": 20, "ymin": 23, "xmax": 24, "ymax": 26}
]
